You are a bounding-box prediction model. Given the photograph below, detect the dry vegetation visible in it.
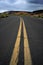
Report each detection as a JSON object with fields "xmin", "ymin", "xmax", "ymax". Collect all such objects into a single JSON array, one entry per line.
[
  {"xmin": 0, "ymin": 12, "xmax": 8, "ymax": 18},
  {"xmin": 0, "ymin": 10, "xmax": 43, "ymax": 18}
]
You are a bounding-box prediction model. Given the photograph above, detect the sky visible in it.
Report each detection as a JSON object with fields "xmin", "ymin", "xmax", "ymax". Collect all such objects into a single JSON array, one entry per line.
[{"xmin": 0, "ymin": 0, "xmax": 43, "ymax": 13}]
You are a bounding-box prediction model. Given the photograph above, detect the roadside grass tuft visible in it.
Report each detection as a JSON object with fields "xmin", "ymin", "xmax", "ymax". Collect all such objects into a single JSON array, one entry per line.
[{"xmin": 0, "ymin": 13, "xmax": 8, "ymax": 18}]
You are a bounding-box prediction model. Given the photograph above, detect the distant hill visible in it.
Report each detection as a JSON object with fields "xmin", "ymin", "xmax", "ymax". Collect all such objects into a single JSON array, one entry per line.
[
  {"xmin": 0, "ymin": 10, "xmax": 43, "ymax": 18},
  {"xmin": 5, "ymin": 11, "xmax": 31, "ymax": 15},
  {"xmin": 6, "ymin": 10, "xmax": 43, "ymax": 15},
  {"xmin": 0, "ymin": 10, "xmax": 43, "ymax": 15},
  {"xmin": 33, "ymin": 10, "xmax": 43, "ymax": 14}
]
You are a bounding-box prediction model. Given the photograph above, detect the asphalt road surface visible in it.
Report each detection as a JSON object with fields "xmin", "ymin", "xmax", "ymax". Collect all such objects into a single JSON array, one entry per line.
[
  {"xmin": 0, "ymin": 16, "xmax": 20, "ymax": 65},
  {"xmin": 0, "ymin": 15, "xmax": 43, "ymax": 65},
  {"xmin": 23, "ymin": 16, "xmax": 43, "ymax": 65}
]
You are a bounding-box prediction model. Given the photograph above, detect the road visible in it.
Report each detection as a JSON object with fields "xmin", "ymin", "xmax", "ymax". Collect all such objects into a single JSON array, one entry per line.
[
  {"xmin": 0, "ymin": 16, "xmax": 20, "ymax": 65},
  {"xmin": 0, "ymin": 15, "xmax": 43, "ymax": 65},
  {"xmin": 22, "ymin": 16, "xmax": 43, "ymax": 65}
]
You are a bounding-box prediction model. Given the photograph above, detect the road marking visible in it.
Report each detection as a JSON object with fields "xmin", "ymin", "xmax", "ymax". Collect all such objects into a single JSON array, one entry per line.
[
  {"xmin": 23, "ymin": 21, "xmax": 32, "ymax": 65},
  {"xmin": 10, "ymin": 21, "xmax": 22, "ymax": 65}
]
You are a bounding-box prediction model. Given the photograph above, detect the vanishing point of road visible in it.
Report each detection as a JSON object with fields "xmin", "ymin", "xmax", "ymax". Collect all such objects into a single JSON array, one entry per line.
[{"xmin": 0, "ymin": 15, "xmax": 43, "ymax": 65}]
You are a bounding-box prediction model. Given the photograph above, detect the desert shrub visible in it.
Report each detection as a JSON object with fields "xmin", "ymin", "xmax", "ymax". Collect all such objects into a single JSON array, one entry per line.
[{"xmin": 0, "ymin": 13, "xmax": 8, "ymax": 18}]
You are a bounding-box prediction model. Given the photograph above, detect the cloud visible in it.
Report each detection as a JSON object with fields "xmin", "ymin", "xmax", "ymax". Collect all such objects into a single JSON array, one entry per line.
[
  {"xmin": 0, "ymin": 0, "xmax": 43, "ymax": 13},
  {"xmin": 0, "ymin": 0, "xmax": 16, "ymax": 3},
  {"xmin": 0, "ymin": 10, "xmax": 8, "ymax": 13},
  {"xmin": 26, "ymin": 0, "xmax": 43, "ymax": 4},
  {"xmin": 14, "ymin": 0, "xmax": 27, "ymax": 4},
  {"xmin": 0, "ymin": 0, "xmax": 27, "ymax": 5}
]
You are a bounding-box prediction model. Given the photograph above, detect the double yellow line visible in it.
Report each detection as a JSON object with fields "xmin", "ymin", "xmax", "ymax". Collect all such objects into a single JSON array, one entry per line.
[
  {"xmin": 23, "ymin": 22, "xmax": 32, "ymax": 65},
  {"xmin": 10, "ymin": 17, "xmax": 32, "ymax": 65},
  {"xmin": 10, "ymin": 18, "xmax": 22, "ymax": 65}
]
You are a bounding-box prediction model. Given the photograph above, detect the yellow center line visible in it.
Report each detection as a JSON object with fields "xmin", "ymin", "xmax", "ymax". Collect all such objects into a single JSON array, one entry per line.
[
  {"xmin": 23, "ymin": 21, "xmax": 32, "ymax": 65},
  {"xmin": 10, "ymin": 20, "xmax": 22, "ymax": 65}
]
